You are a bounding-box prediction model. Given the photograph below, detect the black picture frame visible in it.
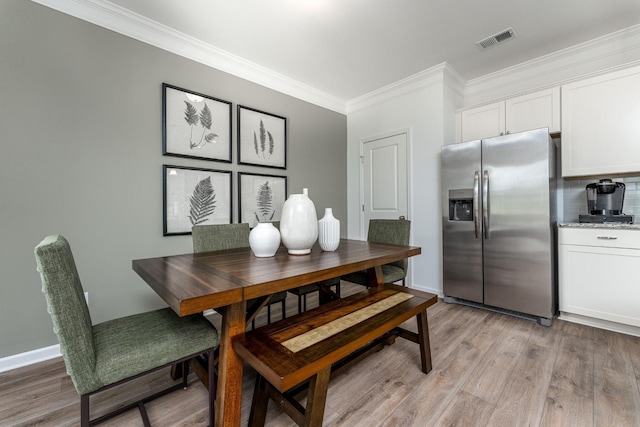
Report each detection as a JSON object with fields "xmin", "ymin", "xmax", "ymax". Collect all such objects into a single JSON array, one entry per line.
[
  {"xmin": 163, "ymin": 165, "xmax": 232, "ymax": 236},
  {"xmin": 163, "ymin": 83, "xmax": 232, "ymax": 163},
  {"xmin": 238, "ymin": 172, "xmax": 287, "ymax": 228},
  {"xmin": 237, "ymin": 105, "xmax": 287, "ymax": 169}
]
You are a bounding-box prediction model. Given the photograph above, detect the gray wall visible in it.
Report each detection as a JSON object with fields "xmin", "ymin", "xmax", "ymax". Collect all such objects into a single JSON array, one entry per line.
[{"xmin": 0, "ymin": 0, "xmax": 347, "ymax": 357}]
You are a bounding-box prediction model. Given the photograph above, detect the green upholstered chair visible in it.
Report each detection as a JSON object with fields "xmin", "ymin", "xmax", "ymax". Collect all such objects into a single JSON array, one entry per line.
[
  {"xmin": 341, "ymin": 219, "xmax": 411, "ymax": 287},
  {"xmin": 34, "ymin": 235, "xmax": 217, "ymax": 427},
  {"xmin": 191, "ymin": 223, "xmax": 288, "ymax": 327}
]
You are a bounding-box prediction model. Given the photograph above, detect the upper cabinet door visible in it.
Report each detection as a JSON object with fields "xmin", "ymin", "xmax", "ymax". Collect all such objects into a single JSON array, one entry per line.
[
  {"xmin": 459, "ymin": 101, "xmax": 505, "ymax": 142},
  {"xmin": 562, "ymin": 65, "xmax": 640, "ymax": 177},
  {"xmin": 506, "ymin": 87, "xmax": 560, "ymax": 134},
  {"xmin": 456, "ymin": 87, "xmax": 560, "ymax": 143}
]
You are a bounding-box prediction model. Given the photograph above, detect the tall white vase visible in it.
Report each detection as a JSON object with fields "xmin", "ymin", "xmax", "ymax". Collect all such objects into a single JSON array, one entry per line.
[
  {"xmin": 249, "ymin": 222, "xmax": 281, "ymax": 257},
  {"xmin": 318, "ymin": 208, "xmax": 340, "ymax": 251},
  {"xmin": 280, "ymin": 188, "xmax": 318, "ymax": 255}
]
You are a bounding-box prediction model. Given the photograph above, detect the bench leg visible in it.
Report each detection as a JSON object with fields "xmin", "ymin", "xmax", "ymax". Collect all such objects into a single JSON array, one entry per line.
[
  {"xmin": 249, "ymin": 375, "xmax": 269, "ymax": 427},
  {"xmin": 416, "ymin": 310, "xmax": 432, "ymax": 374},
  {"xmin": 304, "ymin": 367, "xmax": 331, "ymax": 427}
]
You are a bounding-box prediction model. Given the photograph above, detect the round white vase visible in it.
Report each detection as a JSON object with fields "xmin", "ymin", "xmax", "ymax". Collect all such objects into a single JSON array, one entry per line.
[
  {"xmin": 249, "ymin": 222, "xmax": 281, "ymax": 257},
  {"xmin": 280, "ymin": 188, "xmax": 318, "ymax": 255},
  {"xmin": 318, "ymin": 208, "xmax": 340, "ymax": 251}
]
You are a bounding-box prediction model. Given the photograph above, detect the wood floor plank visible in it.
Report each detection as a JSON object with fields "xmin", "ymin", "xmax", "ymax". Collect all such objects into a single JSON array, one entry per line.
[
  {"xmin": 381, "ymin": 307, "xmax": 507, "ymax": 427},
  {"xmin": 424, "ymin": 301, "xmax": 491, "ymax": 367},
  {"xmin": 549, "ymin": 332, "xmax": 594, "ymax": 399},
  {"xmin": 486, "ymin": 342, "xmax": 557, "ymax": 426},
  {"xmin": 461, "ymin": 315, "xmax": 533, "ymax": 404},
  {"xmin": 326, "ymin": 342, "xmax": 427, "ymax": 427},
  {"xmin": 628, "ymin": 334, "xmax": 640, "ymax": 383},
  {"xmin": 594, "ymin": 366, "xmax": 640, "ymax": 427},
  {"xmin": 593, "ymin": 328, "xmax": 635, "ymax": 375},
  {"xmin": 539, "ymin": 384, "xmax": 593, "ymax": 427},
  {"xmin": 434, "ymin": 390, "xmax": 495, "ymax": 427}
]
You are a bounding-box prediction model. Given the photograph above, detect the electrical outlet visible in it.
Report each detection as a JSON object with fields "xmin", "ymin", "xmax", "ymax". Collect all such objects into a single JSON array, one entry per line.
[{"xmin": 84, "ymin": 291, "xmax": 89, "ymax": 305}]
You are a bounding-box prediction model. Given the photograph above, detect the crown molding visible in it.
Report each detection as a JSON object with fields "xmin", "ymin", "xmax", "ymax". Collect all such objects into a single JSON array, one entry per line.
[
  {"xmin": 30, "ymin": 0, "xmax": 348, "ymax": 114},
  {"xmin": 346, "ymin": 63, "xmax": 459, "ymax": 114}
]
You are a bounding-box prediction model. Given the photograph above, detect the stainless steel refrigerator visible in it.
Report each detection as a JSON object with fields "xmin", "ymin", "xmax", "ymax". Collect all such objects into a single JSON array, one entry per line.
[{"xmin": 441, "ymin": 128, "xmax": 557, "ymax": 326}]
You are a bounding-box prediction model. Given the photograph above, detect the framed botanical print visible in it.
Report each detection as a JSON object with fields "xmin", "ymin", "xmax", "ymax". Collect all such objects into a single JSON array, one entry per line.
[
  {"xmin": 238, "ymin": 172, "xmax": 287, "ymax": 228},
  {"xmin": 163, "ymin": 165, "xmax": 232, "ymax": 236},
  {"xmin": 163, "ymin": 83, "xmax": 232, "ymax": 163},
  {"xmin": 237, "ymin": 105, "xmax": 287, "ymax": 169}
]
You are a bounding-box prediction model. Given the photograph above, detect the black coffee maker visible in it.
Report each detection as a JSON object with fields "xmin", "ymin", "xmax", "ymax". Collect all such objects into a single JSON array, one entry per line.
[{"xmin": 579, "ymin": 179, "xmax": 634, "ymax": 223}]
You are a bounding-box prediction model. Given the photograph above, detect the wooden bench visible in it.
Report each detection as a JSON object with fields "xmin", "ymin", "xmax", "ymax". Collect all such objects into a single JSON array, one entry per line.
[{"xmin": 232, "ymin": 283, "xmax": 438, "ymax": 427}]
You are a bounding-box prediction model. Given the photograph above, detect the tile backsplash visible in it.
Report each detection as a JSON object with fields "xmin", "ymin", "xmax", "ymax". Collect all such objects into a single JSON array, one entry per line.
[{"xmin": 562, "ymin": 176, "xmax": 640, "ymax": 222}]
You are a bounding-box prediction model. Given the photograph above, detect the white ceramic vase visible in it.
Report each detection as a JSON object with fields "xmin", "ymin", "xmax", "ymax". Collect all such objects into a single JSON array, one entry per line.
[
  {"xmin": 249, "ymin": 222, "xmax": 281, "ymax": 257},
  {"xmin": 280, "ymin": 188, "xmax": 318, "ymax": 255},
  {"xmin": 318, "ymin": 208, "xmax": 340, "ymax": 251}
]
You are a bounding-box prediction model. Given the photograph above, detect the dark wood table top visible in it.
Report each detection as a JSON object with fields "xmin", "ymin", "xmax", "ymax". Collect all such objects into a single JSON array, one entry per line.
[
  {"xmin": 133, "ymin": 238, "xmax": 421, "ymax": 427},
  {"xmin": 132, "ymin": 239, "xmax": 421, "ymax": 316}
]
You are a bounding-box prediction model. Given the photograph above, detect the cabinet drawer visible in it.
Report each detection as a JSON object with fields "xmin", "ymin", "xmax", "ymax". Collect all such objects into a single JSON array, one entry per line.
[{"xmin": 559, "ymin": 227, "xmax": 640, "ymax": 249}]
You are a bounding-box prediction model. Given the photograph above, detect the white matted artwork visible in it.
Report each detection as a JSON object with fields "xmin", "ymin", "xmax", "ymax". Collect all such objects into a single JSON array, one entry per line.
[
  {"xmin": 237, "ymin": 105, "xmax": 287, "ymax": 169},
  {"xmin": 239, "ymin": 172, "xmax": 287, "ymax": 228},
  {"xmin": 163, "ymin": 83, "xmax": 232, "ymax": 163},
  {"xmin": 163, "ymin": 165, "xmax": 232, "ymax": 236}
]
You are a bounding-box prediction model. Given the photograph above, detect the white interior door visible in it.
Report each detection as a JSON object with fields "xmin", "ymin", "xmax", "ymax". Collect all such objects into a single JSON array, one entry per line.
[{"xmin": 361, "ymin": 132, "xmax": 409, "ymax": 236}]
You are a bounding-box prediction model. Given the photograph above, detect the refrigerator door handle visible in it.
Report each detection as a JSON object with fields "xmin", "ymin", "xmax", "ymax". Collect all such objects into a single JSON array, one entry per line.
[
  {"xmin": 473, "ymin": 171, "xmax": 480, "ymax": 239},
  {"xmin": 483, "ymin": 170, "xmax": 490, "ymax": 239}
]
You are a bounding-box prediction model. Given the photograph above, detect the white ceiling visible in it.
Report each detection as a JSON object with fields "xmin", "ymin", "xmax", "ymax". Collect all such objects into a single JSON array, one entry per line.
[{"xmin": 71, "ymin": 1, "xmax": 640, "ymax": 102}]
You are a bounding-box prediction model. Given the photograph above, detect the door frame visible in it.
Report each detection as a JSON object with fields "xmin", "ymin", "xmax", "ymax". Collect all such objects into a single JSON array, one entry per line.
[{"xmin": 358, "ymin": 128, "xmax": 413, "ymax": 238}]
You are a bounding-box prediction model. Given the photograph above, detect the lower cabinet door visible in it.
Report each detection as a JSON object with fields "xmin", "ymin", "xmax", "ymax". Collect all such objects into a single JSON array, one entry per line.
[{"xmin": 559, "ymin": 243, "xmax": 640, "ymax": 327}]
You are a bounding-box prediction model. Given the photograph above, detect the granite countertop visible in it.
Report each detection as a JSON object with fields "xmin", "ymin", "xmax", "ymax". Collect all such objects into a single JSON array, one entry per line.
[{"xmin": 559, "ymin": 222, "xmax": 640, "ymax": 230}]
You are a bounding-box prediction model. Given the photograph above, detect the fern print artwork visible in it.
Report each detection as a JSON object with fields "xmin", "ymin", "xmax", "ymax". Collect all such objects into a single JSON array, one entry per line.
[
  {"xmin": 254, "ymin": 181, "xmax": 275, "ymax": 223},
  {"xmin": 238, "ymin": 105, "xmax": 287, "ymax": 169},
  {"xmin": 188, "ymin": 177, "xmax": 216, "ymax": 226},
  {"xmin": 239, "ymin": 172, "xmax": 287, "ymax": 228},
  {"xmin": 163, "ymin": 84, "xmax": 231, "ymax": 162},
  {"xmin": 164, "ymin": 165, "xmax": 231, "ymax": 236},
  {"xmin": 253, "ymin": 119, "xmax": 275, "ymax": 159}
]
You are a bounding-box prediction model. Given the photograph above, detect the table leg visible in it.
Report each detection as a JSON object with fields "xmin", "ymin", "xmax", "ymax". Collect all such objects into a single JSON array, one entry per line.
[
  {"xmin": 215, "ymin": 301, "xmax": 246, "ymax": 427},
  {"xmin": 366, "ymin": 265, "xmax": 384, "ymax": 287}
]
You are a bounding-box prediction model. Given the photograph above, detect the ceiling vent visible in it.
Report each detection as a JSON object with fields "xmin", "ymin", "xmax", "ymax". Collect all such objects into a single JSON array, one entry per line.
[{"xmin": 476, "ymin": 27, "xmax": 517, "ymax": 51}]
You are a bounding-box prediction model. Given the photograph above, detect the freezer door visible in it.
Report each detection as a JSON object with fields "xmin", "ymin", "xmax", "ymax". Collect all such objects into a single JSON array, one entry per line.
[
  {"xmin": 481, "ymin": 128, "xmax": 555, "ymax": 318},
  {"xmin": 441, "ymin": 140, "xmax": 483, "ymax": 303}
]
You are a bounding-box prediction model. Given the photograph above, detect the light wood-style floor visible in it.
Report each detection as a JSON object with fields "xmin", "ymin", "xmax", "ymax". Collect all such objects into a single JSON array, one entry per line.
[{"xmin": 3, "ymin": 282, "xmax": 640, "ymax": 427}]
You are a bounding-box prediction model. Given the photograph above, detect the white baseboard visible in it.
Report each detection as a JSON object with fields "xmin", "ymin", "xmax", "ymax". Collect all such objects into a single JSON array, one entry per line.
[
  {"xmin": 559, "ymin": 312, "xmax": 640, "ymax": 337},
  {"xmin": 0, "ymin": 344, "xmax": 61, "ymax": 373}
]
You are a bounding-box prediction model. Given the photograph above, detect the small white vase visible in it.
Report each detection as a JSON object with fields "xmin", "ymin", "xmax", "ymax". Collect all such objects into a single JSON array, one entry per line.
[
  {"xmin": 318, "ymin": 208, "xmax": 340, "ymax": 251},
  {"xmin": 249, "ymin": 222, "xmax": 281, "ymax": 257},
  {"xmin": 280, "ymin": 188, "xmax": 318, "ymax": 255}
]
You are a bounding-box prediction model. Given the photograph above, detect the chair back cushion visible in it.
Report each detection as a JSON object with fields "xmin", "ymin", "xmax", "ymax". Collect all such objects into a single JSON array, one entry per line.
[
  {"xmin": 192, "ymin": 223, "xmax": 250, "ymax": 253},
  {"xmin": 34, "ymin": 235, "xmax": 101, "ymax": 394},
  {"xmin": 368, "ymin": 219, "xmax": 411, "ymax": 271}
]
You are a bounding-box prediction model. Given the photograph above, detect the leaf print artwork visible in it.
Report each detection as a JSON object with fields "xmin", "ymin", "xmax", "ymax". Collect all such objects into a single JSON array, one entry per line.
[
  {"xmin": 188, "ymin": 177, "xmax": 216, "ymax": 226},
  {"xmin": 255, "ymin": 181, "xmax": 275, "ymax": 223},
  {"xmin": 164, "ymin": 84, "xmax": 231, "ymax": 162},
  {"xmin": 238, "ymin": 105, "xmax": 286, "ymax": 168},
  {"xmin": 184, "ymin": 101, "xmax": 218, "ymax": 149},
  {"xmin": 253, "ymin": 119, "xmax": 275, "ymax": 159}
]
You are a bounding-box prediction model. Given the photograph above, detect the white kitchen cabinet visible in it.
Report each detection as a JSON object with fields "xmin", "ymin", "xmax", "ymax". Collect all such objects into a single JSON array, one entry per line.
[
  {"xmin": 561, "ymin": 65, "xmax": 640, "ymax": 177},
  {"xmin": 456, "ymin": 87, "xmax": 560, "ymax": 142},
  {"xmin": 559, "ymin": 227, "xmax": 640, "ymax": 328}
]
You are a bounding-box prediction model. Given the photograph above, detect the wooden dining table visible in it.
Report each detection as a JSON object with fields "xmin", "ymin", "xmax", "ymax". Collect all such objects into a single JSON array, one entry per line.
[{"xmin": 132, "ymin": 238, "xmax": 421, "ymax": 427}]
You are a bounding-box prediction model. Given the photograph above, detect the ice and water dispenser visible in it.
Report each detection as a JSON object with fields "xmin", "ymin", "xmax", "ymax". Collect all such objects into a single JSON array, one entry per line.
[{"xmin": 448, "ymin": 189, "xmax": 473, "ymax": 221}]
